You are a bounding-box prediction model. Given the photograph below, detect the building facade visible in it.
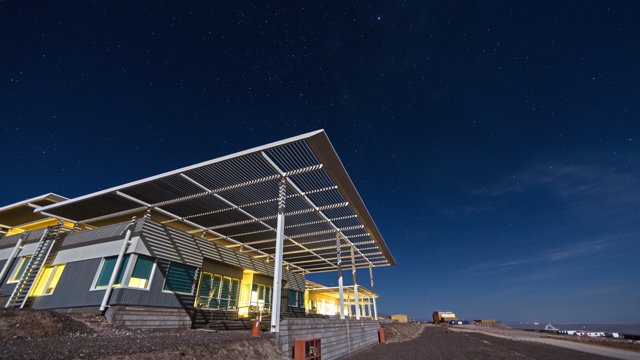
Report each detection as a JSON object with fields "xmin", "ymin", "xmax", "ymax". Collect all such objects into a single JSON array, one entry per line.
[{"xmin": 0, "ymin": 130, "xmax": 394, "ymax": 330}]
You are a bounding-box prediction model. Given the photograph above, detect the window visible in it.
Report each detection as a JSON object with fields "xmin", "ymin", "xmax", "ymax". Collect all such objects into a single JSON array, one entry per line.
[
  {"xmin": 163, "ymin": 262, "xmax": 197, "ymax": 294},
  {"xmin": 197, "ymin": 273, "xmax": 240, "ymax": 310},
  {"xmin": 288, "ymin": 289, "xmax": 304, "ymax": 308},
  {"xmin": 8, "ymin": 256, "xmax": 31, "ymax": 283},
  {"xmin": 127, "ymin": 256, "xmax": 154, "ymax": 289},
  {"xmin": 31, "ymin": 264, "xmax": 65, "ymax": 296},
  {"xmin": 94, "ymin": 255, "xmax": 130, "ymax": 289},
  {"xmin": 250, "ymin": 283, "xmax": 272, "ymax": 309},
  {"xmin": 196, "ymin": 272, "xmax": 213, "ymax": 307}
]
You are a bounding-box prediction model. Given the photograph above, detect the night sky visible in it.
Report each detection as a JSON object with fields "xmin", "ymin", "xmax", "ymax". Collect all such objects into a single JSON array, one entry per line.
[{"xmin": 2, "ymin": 2, "xmax": 639, "ymax": 323}]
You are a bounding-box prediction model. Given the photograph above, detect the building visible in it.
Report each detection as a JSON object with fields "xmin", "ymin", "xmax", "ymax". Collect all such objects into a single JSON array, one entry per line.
[
  {"xmin": 0, "ymin": 130, "xmax": 395, "ymax": 333},
  {"xmin": 305, "ymin": 280, "xmax": 379, "ymax": 319},
  {"xmin": 391, "ymin": 314, "xmax": 409, "ymax": 323},
  {"xmin": 432, "ymin": 310, "xmax": 458, "ymax": 324}
]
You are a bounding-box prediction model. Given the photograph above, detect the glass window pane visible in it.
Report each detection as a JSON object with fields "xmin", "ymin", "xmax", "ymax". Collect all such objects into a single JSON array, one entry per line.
[
  {"xmin": 10, "ymin": 256, "xmax": 31, "ymax": 282},
  {"xmin": 95, "ymin": 255, "xmax": 129, "ymax": 288},
  {"xmin": 31, "ymin": 267, "xmax": 53, "ymax": 296},
  {"xmin": 289, "ymin": 289, "xmax": 296, "ymax": 306},
  {"xmin": 209, "ymin": 275, "xmax": 222, "ymax": 308},
  {"xmin": 264, "ymin": 286, "xmax": 271, "ymax": 305},
  {"xmin": 219, "ymin": 278, "xmax": 230, "ymax": 308},
  {"xmin": 163, "ymin": 262, "xmax": 196, "ymax": 294},
  {"xmin": 128, "ymin": 256, "xmax": 154, "ymax": 289},
  {"xmin": 197, "ymin": 273, "xmax": 212, "ymax": 306},
  {"xmin": 229, "ymin": 279, "xmax": 239, "ymax": 308},
  {"xmin": 46, "ymin": 265, "xmax": 65, "ymax": 294}
]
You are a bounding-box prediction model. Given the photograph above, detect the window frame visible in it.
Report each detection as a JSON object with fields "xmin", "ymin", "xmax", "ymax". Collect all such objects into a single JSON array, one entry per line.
[
  {"xmin": 161, "ymin": 262, "xmax": 197, "ymax": 296},
  {"xmin": 7, "ymin": 256, "xmax": 31, "ymax": 283},
  {"xmin": 90, "ymin": 254, "xmax": 155, "ymax": 292},
  {"xmin": 30, "ymin": 264, "xmax": 66, "ymax": 296},
  {"xmin": 124, "ymin": 254, "xmax": 156, "ymax": 291}
]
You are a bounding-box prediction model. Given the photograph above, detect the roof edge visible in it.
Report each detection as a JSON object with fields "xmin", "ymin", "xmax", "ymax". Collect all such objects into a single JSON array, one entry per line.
[
  {"xmin": 36, "ymin": 130, "xmax": 325, "ymax": 214},
  {"xmin": 0, "ymin": 193, "xmax": 68, "ymax": 213},
  {"xmin": 306, "ymin": 131, "xmax": 396, "ymax": 266}
]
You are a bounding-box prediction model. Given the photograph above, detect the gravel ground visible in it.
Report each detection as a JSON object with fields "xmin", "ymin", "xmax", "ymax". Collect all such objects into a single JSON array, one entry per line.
[
  {"xmin": 0, "ymin": 308, "xmax": 280, "ymax": 360},
  {"xmin": 347, "ymin": 326, "xmax": 615, "ymax": 360}
]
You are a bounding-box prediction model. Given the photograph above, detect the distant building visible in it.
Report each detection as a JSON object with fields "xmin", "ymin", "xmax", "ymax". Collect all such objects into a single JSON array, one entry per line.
[
  {"xmin": 391, "ymin": 314, "xmax": 409, "ymax": 323},
  {"xmin": 432, "ymin": 310, "xmax": 458, "ymax": 323}
]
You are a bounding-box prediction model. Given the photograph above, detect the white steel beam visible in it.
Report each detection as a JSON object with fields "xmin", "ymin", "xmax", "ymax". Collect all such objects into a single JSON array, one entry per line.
[
  {"xmin": 337, "ymin": 232, "xmax": 345, "ymax": 320},
  {"xmin": 271, "ymin": 177, "xmax": 287, "ymax": 332},
  {"xmin": 369, "ymin": 264, "xmax": 378, "ymax": 320},
  {"xmin": 351, "ymin": 245, "xmax": 360, "ymax": 320},
  {"xmin": 100, "ymin": 223, "xmax": 133, "ymax": 312}
]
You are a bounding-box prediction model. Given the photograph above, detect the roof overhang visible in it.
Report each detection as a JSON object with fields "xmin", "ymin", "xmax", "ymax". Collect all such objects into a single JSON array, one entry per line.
[
  {"xmin": 36, "ymin": 130, "xmax": 395, "ymax": 273},
  {"xmin": 0, "ymin": 193, "xmax": 67, "ymax": 229}
]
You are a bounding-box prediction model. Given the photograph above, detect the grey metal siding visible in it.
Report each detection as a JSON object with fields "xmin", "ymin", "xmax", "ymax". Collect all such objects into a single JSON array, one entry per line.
[
  {"xmin": 141, "ymin": 221, "xmax": 203, "ymax": 267},
  {"xmin": 60, "ymin": 220, "xmax": 144, "ymax": 250},
  {"xmin": 0, "ymin": 229, "xmax": 46, "ymax": 251},
  {"xmin": 0, "ymin": 258, "xmax": 17, "ymax": 298},
  {"xmin": 110, "ymin": 259, "xmax": 194, "ymax": 309},
  {"xmin": 31, "ymin": 258, "xmax": 104, "ymax": 310},
  {"xmin": 140, "ymin": 219, "xmax": 306, "ymax": 291}
]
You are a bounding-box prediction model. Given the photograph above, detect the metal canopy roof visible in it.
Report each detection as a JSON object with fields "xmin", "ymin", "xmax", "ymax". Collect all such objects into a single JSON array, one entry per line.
[
  {"xmin": 0, "ymin": 193, "xmax": 67, "ymax": 228},
  {"xmin": 36, "ymin": 130, "xmax": 395, "ymax": 273}
]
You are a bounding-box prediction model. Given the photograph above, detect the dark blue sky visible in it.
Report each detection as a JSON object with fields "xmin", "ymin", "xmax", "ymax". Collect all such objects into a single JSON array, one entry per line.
[{"xmin": 2, "ymin": 2, "xmax": 639, "ymax": 323}]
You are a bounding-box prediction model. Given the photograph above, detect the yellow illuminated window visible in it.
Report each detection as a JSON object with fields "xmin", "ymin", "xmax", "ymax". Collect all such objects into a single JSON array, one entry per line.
[
  {"xmin": 127, "ymin": 256, "xmax": 154, "ymax": 289},
  {"xmin": 31, "ymin": 264, "xmax": 65, "ymax": 296},
  {"xmin": 8, "ymin": 256, "xmax": 31, "ymax": 283}
]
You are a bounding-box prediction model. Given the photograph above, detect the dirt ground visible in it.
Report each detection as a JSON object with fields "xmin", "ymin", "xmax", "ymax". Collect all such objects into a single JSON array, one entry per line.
[
  {"xmin": 382, "ymin": 322, "xmax": 426, "ymax": 343},
  {"xmin": 347, "ymin": 325, "xmax": 617, "ymax": 360},
  {"xmin": 0, "ymin": 308, "xmax": 281, "ymax": 360}
]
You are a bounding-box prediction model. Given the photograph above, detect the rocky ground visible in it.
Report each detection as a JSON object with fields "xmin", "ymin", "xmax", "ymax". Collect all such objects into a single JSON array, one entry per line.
[{"xmin": 0, "ymin": 308, "xmax": 280, "ymax": 360}]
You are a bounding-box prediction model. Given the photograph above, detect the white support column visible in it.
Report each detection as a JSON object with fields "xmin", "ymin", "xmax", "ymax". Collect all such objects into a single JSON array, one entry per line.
[
  {"xmin": 369, "ymin": 264, "xmax": 378, "ymax": 320},
  {"xmin": 270, "ymin": 177, "xmax": 287, "ymax": 332},
  {"xmin": 100, "ymin": 225, "xmax": 133, "ymax": 312},
  {"xmin": 368, "ymin": 298, "xmax": 373, "ymax": 319},
  {"xmin": 336, "ymin": 232, "xmax": 345, "ymax": 320},
  {"xmin": 351, "ymin": 245, "xmax": 361, "ymax": 320},
  {"xmin": 346, "ymin": 291, "xmax": 351, "ymax": 317}
]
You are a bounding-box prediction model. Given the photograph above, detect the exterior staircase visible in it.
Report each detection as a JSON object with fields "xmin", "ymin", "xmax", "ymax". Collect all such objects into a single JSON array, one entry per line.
[{"xmin": 5, "ymin": 224, "xmax": 68, "ymax": 308}]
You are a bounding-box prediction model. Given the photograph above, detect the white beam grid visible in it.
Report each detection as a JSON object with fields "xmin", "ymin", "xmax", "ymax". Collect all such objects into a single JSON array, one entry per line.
[
  {"xmin": 34, "ymin": 131, "xmax": 395, "ymax": 273},
  {"xmin": 162, "ymin": 185, "xmax": 339, "ymax": 226},
  {"xmin": 179, "ymin": 173, "xmax": 335, "ymax": 269},
  {"xmin": 260, "ymin": 151, "xmax": 373, "ymax": 266}
]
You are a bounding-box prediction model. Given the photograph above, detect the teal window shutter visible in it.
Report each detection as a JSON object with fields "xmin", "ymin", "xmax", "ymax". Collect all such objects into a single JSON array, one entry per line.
[
  {"xmin": 95, "ymin": 255, "xmax": 130, "ymax": 287},
  {"xmin": 264, "ymin": 286, "xmax": 271, "ymax": 305},
  {"xmin": 131, "ymin": 256, "xmax": 154, "ymax": 280},
  {"xmin": 198, "ymin": 273, "xmax": 212, "ymax": 305},
  {"xmin": 163, "ymin": 262, "xmax": 197, "ymax": 294},
  {"xmin": 209, "ymin": 275, "xmax": 221, "ymax": 308},
  {"xmin": 219, "ymin": 278, "xmax": 230, "ymax": 308},
  {"xmin": 229, "ymin": 279, "xmax": 239, "ymax": 308},
  {"xmin": 288, "ymin": 289, "xmax": 296, "ymax": 307}
]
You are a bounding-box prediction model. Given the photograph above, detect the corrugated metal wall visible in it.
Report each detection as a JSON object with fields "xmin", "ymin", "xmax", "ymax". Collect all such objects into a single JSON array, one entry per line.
[
  {"xmin": 32, "ymin": 258, "xmax": 105, "ymax": 309},
  {"xmin": 110, "ymin": 259, "xmax": 193, "ymax": 309},
  {"xmin": 140, "ymin": 219, "xmax": 306, "ymax": 292}
]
